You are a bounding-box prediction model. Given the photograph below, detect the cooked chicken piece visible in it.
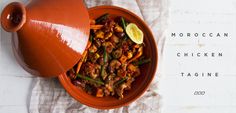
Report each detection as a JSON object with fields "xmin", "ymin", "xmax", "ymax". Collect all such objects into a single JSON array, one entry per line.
[
  {"xmin": 119, "ymin": 55, "xmax": 128, "ymax": 64},
  {"xmin": 101, "ymin": 67, "xmax": 108, "ymax": 80},
  {"xmin": 121, "ymin": 63, "xmax": 128, "ymax": 71},
  {"xmin": 102, "ymin": 42, "xmax": 114, "ymax": 53},
  {"xmin": 126, "ymin": 51, "xmax": 133, "ymax": 59},
  {"xmin": 117, "ymin": 69, "xmax": 127, "ymax": 77},
  {"xmin": 104, "ymin": 32, "xmax": 113, "ymax": 40},
  {"xmin": 125, "ymin": 77, "xmax": 135, "ymax": 90},
  {"xmin": 105, "ymin": 84, "xmax": 113, "ymax": 92},
  {"xmin": 95, "ymin": 30, "xmax": 105, "ymax": 39},
  {"xmin": 90, "ymin": 53, "xmax": 100, "ymax": 63},
  {"xmin": 110, "ymin": 35, "xmax": 120, "ymax": 44},
  {"xmin": 89, "ymin": 45, "xmax": 98, "ymax": 53},
  {"xmin": 127, "ymin": 64, "xmax": 141, "ymax": 77},
  {"xmin": 104, "ymin": 87, "xmax": 111, "ymax": 96},
  {"xmin": 109, "ymin": 60, "xmax": 121, "ymax": 73},
  {"xmin": 84, "ymin": 62, "xmax": 100, "ymax": 79},
  {"xmin": 103, "ymin": 20, "xmax": 115, "ymax": 33},
  {"xmin": 114, "ymin": 24, "xmax": 123, "ymax": 33},
  {"xmin": 122, "ymin": 41, "xmax": 129, "ymax": 52},
  {"xmin": 116, "ymin": 83, "xmax": 128, "ymax": 99},
  {"xmin": 112, "ymin": 48, "xmax": 123, "ymax": 59}
]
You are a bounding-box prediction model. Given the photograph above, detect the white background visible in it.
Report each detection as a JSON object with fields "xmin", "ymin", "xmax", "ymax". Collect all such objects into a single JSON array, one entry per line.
[
  {"xmin": 159, "ymin": 0, "xmax": 236, "ymax": 113},
  {"xmin": 1, "ymin": 0, "xmax": 236, "ymax": 113}
]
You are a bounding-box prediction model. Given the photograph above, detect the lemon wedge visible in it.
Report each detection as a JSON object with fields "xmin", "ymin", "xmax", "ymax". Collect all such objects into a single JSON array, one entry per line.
[{"xmin": 125, "ymin": 23, "xmax": 144, "ymax": 44}]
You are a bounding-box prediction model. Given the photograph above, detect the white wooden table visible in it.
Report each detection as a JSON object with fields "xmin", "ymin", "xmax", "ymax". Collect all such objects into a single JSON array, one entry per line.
[{"xmin": 0, "ymin": 0, "xmax": 33, "ymax": 113}]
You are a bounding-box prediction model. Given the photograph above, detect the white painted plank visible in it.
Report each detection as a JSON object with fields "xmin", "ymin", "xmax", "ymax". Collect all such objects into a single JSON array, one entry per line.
[
  {"xmin": 0, "ymin": 30, "xmax": 33, "ymax": 77},
  {"xmin": 0, "ymin": 0, "xmax": 33, "ymax": 78},
  {"xmin": 0, "ymin": 76, "xmax": 33, "ymax": 106},
  {"xmin": 0, "ymin": 105, "xmax": 28, "ymax": 113}
]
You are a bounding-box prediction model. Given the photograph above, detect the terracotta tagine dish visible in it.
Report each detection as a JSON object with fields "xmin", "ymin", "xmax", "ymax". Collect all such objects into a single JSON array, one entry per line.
[
  {"xmin": 1, "ymin": 0, "xmax": 90, "ymax": 77},
  {"xmin": 1, "ymin": 0, "xmax": 158, "ymax": 109}
]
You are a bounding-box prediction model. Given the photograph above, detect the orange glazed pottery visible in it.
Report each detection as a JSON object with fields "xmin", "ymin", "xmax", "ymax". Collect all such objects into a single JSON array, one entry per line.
[
  {"xmin": 1, "ymin": 0, "xmax": 90, "ymax": 77},
  {"xmin": 1, "ymin": 0, "xmax": 158, "ymax": 109},
  {"xmin": 58, "ymin": 6, "xmax": 158, "ymax": 109}
]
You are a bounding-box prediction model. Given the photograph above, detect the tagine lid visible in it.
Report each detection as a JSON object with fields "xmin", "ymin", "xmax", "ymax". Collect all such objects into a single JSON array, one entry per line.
[{"xmin": 1, "ymin": 0, "xmax": 90, "ymax": 77}]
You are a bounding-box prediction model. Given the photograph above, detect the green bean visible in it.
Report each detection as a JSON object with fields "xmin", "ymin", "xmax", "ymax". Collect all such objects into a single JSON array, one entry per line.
[
  {"xmin": 121, "ymin": 17, "xmax": 128, "ymax": 40},
  {"xmin": 103, "ymin": 47, "xmax": 107, "ymax": 63},
  {"xmin": 134, "ymin": 58, "xmax": 151, "ymax": 65},
  {"xmin": 114, "ymin": 77, "xmax": 128, "ymax": 87},
  {"xmin": 121, "ymin": 17, "xmax": 127, "ymax": 29},
  {"xmin": 89, "ymin": 35, "xmax": 94, "ymax": 43},
  {"xmin": 77, "ymin": 74, "xmax": 104, "ymax": 85},
  {"xmin": 71, "ymin": 68, "xmax": 75, "ymax": 74},
  {"xmin": 100, "ymin": 65, "xmax": 105, "ymax": 79},
  {"xmin": 101, "ymin": 47, "xmax": 107, "ymax": 79},
  {"xmin": 96, "ymin": 13, "xmax": 109, "ymax": 23}
]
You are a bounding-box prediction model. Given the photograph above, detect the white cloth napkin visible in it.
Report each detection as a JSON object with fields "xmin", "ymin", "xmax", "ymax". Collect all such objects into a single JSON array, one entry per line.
[{"xmin": 29, "ymin": 0, "xmax": 169, "ymax": 113}]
